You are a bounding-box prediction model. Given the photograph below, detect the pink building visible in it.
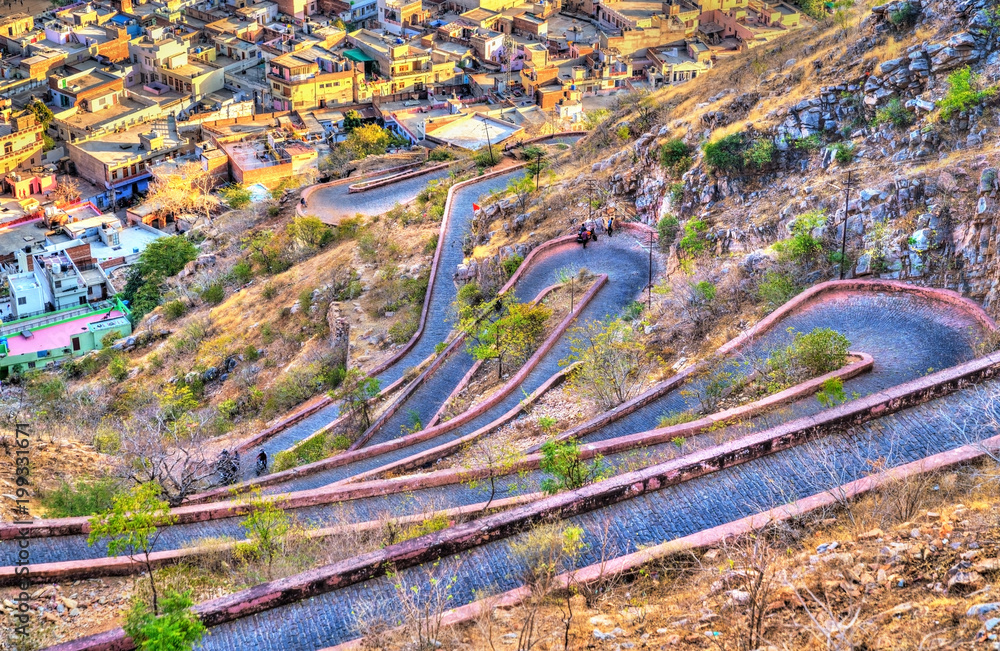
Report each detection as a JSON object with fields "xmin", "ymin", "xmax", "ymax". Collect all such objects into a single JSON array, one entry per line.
[{"xmin": 4, "ymin": 171, "xmax": 56, "ymax": 199}]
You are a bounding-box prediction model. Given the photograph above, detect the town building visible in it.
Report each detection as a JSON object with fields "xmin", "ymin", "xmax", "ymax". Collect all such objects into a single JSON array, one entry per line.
[
  {"xmin": 67, "ymin": 120, "xmax": 188, "ymax": 207},
  {"xmin": 267, "ymin": 46, "xmax": 359, "ymax": 111},
  {"xmin": 0, "ymin": 112, "xmax": 45, "ymax": 175}
]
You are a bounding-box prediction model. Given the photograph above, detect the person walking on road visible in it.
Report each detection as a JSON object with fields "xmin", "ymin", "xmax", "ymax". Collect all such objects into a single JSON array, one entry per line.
[{"xmin": 607, "ymin": 215, "xmax": 615, "ymax": 238}]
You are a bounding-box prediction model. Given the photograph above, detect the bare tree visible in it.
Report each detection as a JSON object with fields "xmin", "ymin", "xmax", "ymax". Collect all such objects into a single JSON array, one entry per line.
[
  {"xmin": 787, "ymin": 582, "xmax": 865, "ymax": 651},
  {"xmin": 710, "ymin": 531, "xmax": 780, "ymax": 651},
  {"xmin": 459, "ymin": 435, "xmax": 524, "ymax": 511},
  {"xmin": 113, "ymin": 405, "xmax": 214, "ymax": 506},
  {"xmin": 53, "ymin": 176, "xmax": 81, "ymax": 206}
]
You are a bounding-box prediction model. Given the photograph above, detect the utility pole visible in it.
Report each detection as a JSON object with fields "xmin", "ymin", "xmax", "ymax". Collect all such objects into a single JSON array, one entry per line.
[
  {"xmin": 839, "ymin": 170, "xmax": 854, "ymax": 280},
  {"xmin": 535, "ymin": 149, "xmax": 542, "ymax": 189},
  {"xmin": 647, "ymin": 230, "xmax": 653, "ymax": 311},
  {"xmin": 483, "ymin": 121, "xmax": 494, "ymax": 165}
]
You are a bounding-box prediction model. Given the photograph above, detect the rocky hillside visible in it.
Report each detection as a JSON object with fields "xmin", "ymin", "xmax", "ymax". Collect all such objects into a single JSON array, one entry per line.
[{"xmin": 545, "ymin": 0, "xmax": 1000, "ymax": 321}]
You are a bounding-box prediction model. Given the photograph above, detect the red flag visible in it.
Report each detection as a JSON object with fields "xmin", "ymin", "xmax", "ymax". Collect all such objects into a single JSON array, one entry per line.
[{"xmin": 473, "ymin": 202, "xmax": 481, "ymax": 211}]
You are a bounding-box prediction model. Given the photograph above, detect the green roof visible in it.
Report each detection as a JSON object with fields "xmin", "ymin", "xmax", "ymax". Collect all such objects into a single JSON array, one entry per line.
[{"xmin": 344, "ymin": 48, "xmax": 375, "ymax": 63}]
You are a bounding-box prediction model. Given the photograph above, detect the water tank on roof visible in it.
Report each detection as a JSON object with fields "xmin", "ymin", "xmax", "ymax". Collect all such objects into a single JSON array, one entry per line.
[
  {"xmin": 570, "ymin": 84, "xmax": 576, "ymax": 90},
  {"xmin": 396, "ymin": 38, "xmax": 403, "ymax": 43}
]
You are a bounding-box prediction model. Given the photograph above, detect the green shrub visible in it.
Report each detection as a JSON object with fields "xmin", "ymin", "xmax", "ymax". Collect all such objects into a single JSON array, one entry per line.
[
  {"xmin": 703, "ymin": 133, "xmax": 745, "ymax": 172},
  {"xmin": 692, "ymin": 281, "xmax": 716, "ymax": 303},
  {"xmin": 457, "ymin": 281, "xmax": 484, "ymax": 308},
  {"xmin": 658, "ymin": 411, "xmax": 698, "ymax": 428},
  {"xmin": 41, "ymin": 476, "xmax": 121, "ymax": 517},
  {"xmin": 794, "ymin": 134, "xmax": 824, "ymax": 151},
  {"xmin": 218, "ymin": 398, "xmax": 238, "ymax": 419},
  {"xmin": 621, "ymin": 300, "xmax": 644, "ymax": 321},
  {"xmin": 388, "ymin": 308, "xmax": 420, "ymax": 344},
  {"xmin": 773, "ymin": 210, "xmax": 826, "ymax": 263},
  {"xmin": 428, "ymin": 148, "xmax": 456, "ymax": 162},
  {"xmin": 657, "ymin": 215, "xmax": 680, "ymax": 249},
  {"xmin": 123, "ymin": 589, "xmax": 206, "ymax": 651},
  {"xmin": 766, "ymin": 327, "xmax": 851, "ymax": 389},
  {"xmin": 261, "ymin": 282, "xmax": 277, "ymax": 300},
  {"xmin": 108, "ymin": 355, "xmax": 129, "ymax": 382},
  {"xmin": 757, "ymin": 271, "xmax": 799, "ymax": 310},
  {"xmin": 873, "ymin": 98, "xmax": 915, "ymax": 129},
  {"xmin": 163, "ymin": 300, "xmax": 187, "ymax": 320},
  {"xmin": 615, "ymin": 125, "xmax": 631, "ymax": 141},
  {"xmin": 539, "ymin": 439, "xmax": 605, "ymax": 494},
  {"xmin": 298, "ymin": 288, "xmax": 314, "ymax": 314},
  {"xmin": 220, "ymin": 184, "xmax": 252, "ymax": 210},
  {"xmin": 659, "ymin": 139, "xmax": 693, "ymax": 176},
  {"xmin": 679, "ymin": 219, "xmax": 708, "ymax": 256},
  {"xmin": 243, "ymin": 344, "xmax": 261, "ymax": 362},
  {"xmin": 888, "ymin": 1, "xmax": 919, "ymax": 28},
  {"xmin": 201, "ymin": 283, "xmax": 225, "ymax": 305},
  {"xmin": 938, "ymin": 66, "xmax": 997, "ymax": 121},
  {"xmin": 832, "ymin": 141, "xmax": 855, "ymax": 165},
  {"xmin": 816, "ymin": 377, "xmax": 847, "ymax": 407},
  {"xmin": 330, "ymin": 434, "xmax": 352, "ymax": 450},
  {"xmin": 474, "ymin": 147, "xmax": 499, "ymax": 168},
  {"xmin": 502, "ymin": 254, "xmax": 524, "ymax": 278},
  {"xmin": 272, "ymin": 450, "xmax": 297, "ymax": 472},
  {"xmin": 744, "ymin": 138, "xmax": 776, "ymax": 168},
  {"xmin": 669, "ymin": 182, "xmax": 685, "ymax": 205}
]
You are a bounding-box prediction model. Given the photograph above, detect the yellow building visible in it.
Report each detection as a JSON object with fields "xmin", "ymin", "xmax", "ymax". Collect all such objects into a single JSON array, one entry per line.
[
  {"xmin": 0, "ymin": 113, "xmax": 45, "ymax": 176},
  {"xmin": 268, "ymin": 47, "xmax": 358, "ymax": 111}
]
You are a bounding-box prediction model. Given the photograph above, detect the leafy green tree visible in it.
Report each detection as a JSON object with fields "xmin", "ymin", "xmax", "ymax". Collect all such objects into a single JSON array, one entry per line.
[
  {"xmin": 287, "ymin": 215, "xmax": 334, "ymax": 248},
  {"xmin": 345, "ymin": 123, "xmax": 406, "ymax": 158},
  {"xmin": 343, "ymin": 109, "xmax": 365, "ymax": 132},
  {"xmin": 539, "ymin": 439, "xmax": 605, "ymax": 494},
  {"xmin": 28, "ymin": 99, "xmax": 54, "ymax": 128},
  {"xmin": 562, "ymin": 318, "xmax": 659, "ymax": 410},
  {"xmin": 220, "ymin": 183, "xmax": 252, "ymax": 210},
  {"xmin": 462, "ymin": 296, "xmax": 551, "ymax": 379},
  {"xmin": 88, "ymin": 483, "xmax": 177, "ymax": 614},
  {"xmin": 235, "ymin": 488, "xmax": 292, "ymax": 580},
  {"xmin": 120, "ymin": 236, "xmax": 197, "ymax": 322},
  {"xmin": 459, "ymin": 436, "xmax": 523, "ymax": 511},
  {"xmin": 123, "ymin": 589, "xmax": 206, "ymax": 651}
]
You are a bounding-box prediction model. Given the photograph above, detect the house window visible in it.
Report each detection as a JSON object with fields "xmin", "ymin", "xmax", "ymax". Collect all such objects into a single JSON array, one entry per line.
[
  {"xmin": 27, "ymin": 361, "xmax": 35, "ymax": 369},
  {"xmin": 72, "ymin": 337, "xmax": 81, "ymax": 351},
  {"xmin": 112, "ymin": 169, "xmax": 119, "ymax": 180},
  {"xmin": 55, "ymin": 280, "xmax": 62, "ymax": 288},
  {"xmin": 79, "ymin": 296, "xmax": 87, "ymax": 305},
  {"xmin": 17, "ymin": 297, "xmax": 26, "ymax": 305}
]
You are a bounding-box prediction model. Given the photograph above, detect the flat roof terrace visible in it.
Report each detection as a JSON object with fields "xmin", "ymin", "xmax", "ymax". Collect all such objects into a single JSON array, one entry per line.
[
  {"xmin": 55, "ymin": 98, "xmax": 146, "ymax": 130},
  {"xmin": 426, "ymin": 114, "xmax": 520, "ymax": 150},
  {"xmin": 5, "ymin": 309, "xmax": 125, "ymax": 356}
]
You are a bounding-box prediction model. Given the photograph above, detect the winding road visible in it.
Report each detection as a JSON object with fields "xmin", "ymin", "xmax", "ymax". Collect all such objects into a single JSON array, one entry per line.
[{"xmin": 15, "ymin": 139, "xmax": 1000, "ymax": 651}]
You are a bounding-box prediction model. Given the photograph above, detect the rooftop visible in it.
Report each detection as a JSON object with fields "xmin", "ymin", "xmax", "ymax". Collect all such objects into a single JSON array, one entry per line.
[
  {"xmin": 55, "ymin": 97, "xmax": 146, "ymax": 130},
  {"xmin": 4, "ymin": 309, "xmax": 126, "ymax": 356},
  {"xmin": 0, "ymin": 220, "xmax": 46, "ymax": 254},
  {"xmin": 89, "ymin": 226, "xmax": 163, "ymax": 260},
  {"xmin": 426, "ymin": 113, "xmax": 520, "ymax": 150},
  {"xmin": 70, "ymin": 122, "xmax": 183, "ymax": 165}
]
